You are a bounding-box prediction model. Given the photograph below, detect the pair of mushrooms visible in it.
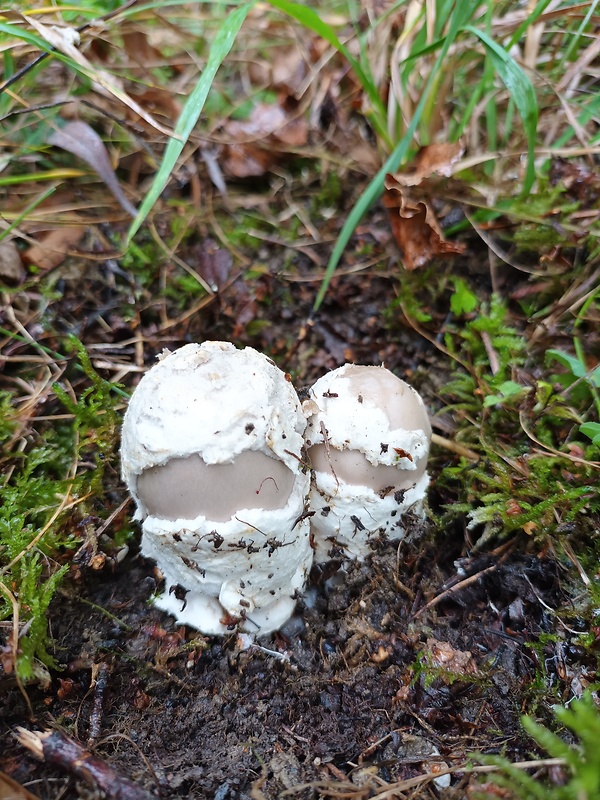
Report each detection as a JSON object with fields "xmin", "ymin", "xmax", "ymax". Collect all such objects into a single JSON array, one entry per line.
[{"xmin": 121, "ymin": 342, "xmax": 431, "ymax": 636}]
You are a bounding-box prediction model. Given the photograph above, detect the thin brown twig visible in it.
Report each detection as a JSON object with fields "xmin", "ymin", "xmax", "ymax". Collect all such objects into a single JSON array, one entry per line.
[
  {"xmin": 411, "ymin": 563, "xmax": 499, "ymax": 619},
  {"xmin": 430, "ymin": 432, "xmax": 479, "ymax": 461}
]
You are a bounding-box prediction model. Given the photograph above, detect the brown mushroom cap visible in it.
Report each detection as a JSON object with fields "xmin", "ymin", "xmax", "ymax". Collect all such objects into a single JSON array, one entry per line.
[
  {"xmin": 308, "ymin": 365, "xmax": 431, "ymax": 492},
  {"xmin": 137, "ymin": 451, "xmax": 295, "ymax": 523}
]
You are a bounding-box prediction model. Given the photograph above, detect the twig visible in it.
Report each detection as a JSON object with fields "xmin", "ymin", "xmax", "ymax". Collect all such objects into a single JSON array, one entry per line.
[
  {"xmin": 430, "ymin": 432, "xmax": 479, "ymax": 461},
  {"xmin": 14, "ymin": 728, "xmax": 155, "ymax": 800},
  {"xmin": 282, "ymin": 758, "xmax": 568, "ymax": 798},
  {"xmin": 411, "ymin": 563, "xmax": 499, "ymax": 619},
  {"xmin": 87, "ymin": 662, "xmax": 112, "ymax": 747},
  {"xmin": 0, "ymin": 769, "xmax": 40, "ymax": 800},
  {"xmin": 0, "ymin": 578, "xmax": 34, "ymax": 718}
]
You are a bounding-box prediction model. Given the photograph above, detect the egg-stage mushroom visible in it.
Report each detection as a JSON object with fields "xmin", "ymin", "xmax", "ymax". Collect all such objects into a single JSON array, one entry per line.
[
  {"xmin": 304, "ymin": 364, "xmax": 431, "ymax": 561},
  {"xmin": 121, "ymin": 342, "xmax": 312, "ymax": 636}
]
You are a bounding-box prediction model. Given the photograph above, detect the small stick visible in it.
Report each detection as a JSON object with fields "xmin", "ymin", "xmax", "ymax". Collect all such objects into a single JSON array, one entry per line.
[
  {"xmin": 411, "ymin": 563, "xmax": 499, "ymax": 619},
  {"xmin": 14, "ymin": 728, "xmax": 155, "ymax": 800},
  {"xmin": 87, "ymin": 661, "xmax": 112, "ymax": 747},
  {"xmin": 430, "ymin": 433, "xmax": 479, "ymax": 461},
  {"xmin": 0, "ymin": 768, "xmax": 40, "ymax": 800}
]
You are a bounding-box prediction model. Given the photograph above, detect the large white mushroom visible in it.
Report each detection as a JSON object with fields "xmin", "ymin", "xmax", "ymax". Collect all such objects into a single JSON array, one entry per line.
[
  {"xmin": 121, "ymin": 341, "xmax": 312, "ymax": 636},
  {"xmin": 304, "ymin": 364, "xmax": 431, "ymax": 561}
]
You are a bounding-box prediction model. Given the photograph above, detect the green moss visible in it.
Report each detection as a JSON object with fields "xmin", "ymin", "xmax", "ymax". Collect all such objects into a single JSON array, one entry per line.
[{"xmin": 0, "ymin": 337, "xmax": 126, "ymax": 679}]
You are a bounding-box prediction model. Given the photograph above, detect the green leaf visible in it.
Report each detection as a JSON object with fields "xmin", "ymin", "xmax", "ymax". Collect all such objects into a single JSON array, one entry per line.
[
  {"xmin": 465, "ymin": 26, "xmax": 538, "ymax": 194},
  {"xmin": 580, "ymin": 421, "xmax": 600, "ymax": 445},
  {"xmin": 546, "ymin": 348, "xmax": 587, "ymax": 378},
  {"xmin": 126, "ymin": 2, "xmax": 254, "ymax": 244},
  {"xmin": 483, "ymin": 380, "xmax": 526, "ymax": 407},
  {"xmin": 450, "ymin": 278, "xmax": 478, "ymax": 315}
]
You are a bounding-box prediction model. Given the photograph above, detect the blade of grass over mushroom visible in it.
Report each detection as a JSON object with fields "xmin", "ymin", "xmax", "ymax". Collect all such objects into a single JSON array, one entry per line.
[
  {"xmin": 126, "ymin": 2, "xmax": 254, "ymax": 244},
  {"xmin": 264, "ymin": 0, "xmax": 391, "ymax": 149},
  {"xmin": 312, "ymin": 0, "xmax": 480, "ymax": 313},
  {"xmin": 465, "ymin": 26, "xmax": 538, "ymax": 193}
]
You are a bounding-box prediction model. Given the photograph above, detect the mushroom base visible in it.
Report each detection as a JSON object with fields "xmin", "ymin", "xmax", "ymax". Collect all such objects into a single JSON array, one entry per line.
[
  {"xmin": 310, "ymin": 470, "xmax": 429, "ymax": 562},
  {"xmin": 151, "ymin": 579, "xmax": 300, "ymax": 636}
]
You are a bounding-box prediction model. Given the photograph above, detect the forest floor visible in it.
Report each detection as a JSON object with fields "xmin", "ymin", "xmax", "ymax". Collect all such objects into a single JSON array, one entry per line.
[{"xmin": 1, "ymin": 4, "xmax": 599, "ymax": 799}]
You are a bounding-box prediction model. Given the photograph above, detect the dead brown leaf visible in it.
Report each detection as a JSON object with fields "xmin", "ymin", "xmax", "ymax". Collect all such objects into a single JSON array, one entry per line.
[
  {"xmin": 392, "ymin": 142, "xmax": 464, "ymax": 187},
  {"xmin": 0, "ymin": 240, "xmax": 25, "ymax": 285},
  {"xmin": 193, "ymin": 239, "xmax": 234, "ymax": 292},
  {"xmin": 247, "ymin": 44, "xmax": 308, "ymax": 95},
  {"xmin": 22, "ymin": 227, "xmax": 86, "ymax": 272},
  {"xmin": 221, "ymin": 102, "xmax": 308, "ymax": 178},
  {"xmin": 383, "ymin": 173, "xmax": 465, "ymax": 270},
  {"xmin": 0, "ymin": 769, "xmax": 40, "ymax": 799},
  {"xmin": 425, "ymin": 638, "xmax": 478, "ymax": 676}
]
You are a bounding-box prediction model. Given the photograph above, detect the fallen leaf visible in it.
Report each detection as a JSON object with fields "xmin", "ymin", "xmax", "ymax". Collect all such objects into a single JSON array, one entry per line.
[
  {"xmin": 392, "ymin": 142, "xmax": 465, "ymax": 187},
  {"xmin": 222, "ymin": 102, "xmax": 308, "ymax": 177},
  {"xmin": 22, "ymin": 227, "xmax": 85, "ymax": 272},
  {"xmin": 48, "ymin": 121, "xmax": 138, "ymax": 217},
  {"xmin": 383, "ymin": 174, "xmax": 465, "ymax": 270},
  {"xmin": 247, "ymin": 43, "xmax": 307, "ymax": 94},
  {"xmin": 425, "ymin": 638, "xmax": 478, "ymax": 675},
  {"xmin": 194, "ymin": 239, "xmax": 234, "ymax": 292}
]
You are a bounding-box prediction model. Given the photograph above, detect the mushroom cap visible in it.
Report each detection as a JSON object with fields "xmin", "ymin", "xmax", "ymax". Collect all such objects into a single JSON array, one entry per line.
[
  {"xmin": 304, "ymin": 364, "xmax": 432, "ymax": 561},
  {"xmin": 121, "ymin": 341, "xmax": 307, "ymax": 519},
  {"xmin": 305, "ymin": 363, "xmax": 431, "ymax": 477}
]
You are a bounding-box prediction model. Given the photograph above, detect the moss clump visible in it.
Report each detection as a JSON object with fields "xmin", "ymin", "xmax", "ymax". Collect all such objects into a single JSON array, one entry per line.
[{"xmin": 0, "ymin": 337, "xmax": 126, "ymax": 680}]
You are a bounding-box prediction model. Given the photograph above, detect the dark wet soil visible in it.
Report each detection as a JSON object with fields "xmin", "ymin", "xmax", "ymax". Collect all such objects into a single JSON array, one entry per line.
[{"xmin": 2, "ymin": 532, "xmax": 574, "ymax": 800}]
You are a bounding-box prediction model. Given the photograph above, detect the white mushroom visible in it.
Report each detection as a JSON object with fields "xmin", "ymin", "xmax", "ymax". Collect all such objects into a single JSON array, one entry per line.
[
  {"xmin": 121, "ymin": 341, "xmax": 312, "ymax": 636},
  {"xmin": 304, "ymin": 364, "xmax": 431, "ymax": 561}
]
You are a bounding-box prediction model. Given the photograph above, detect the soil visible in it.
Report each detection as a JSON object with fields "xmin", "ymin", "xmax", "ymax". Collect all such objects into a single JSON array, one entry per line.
[{"xmin": 0, "ymin": 227, "xmax": 593, "ymax": 799}]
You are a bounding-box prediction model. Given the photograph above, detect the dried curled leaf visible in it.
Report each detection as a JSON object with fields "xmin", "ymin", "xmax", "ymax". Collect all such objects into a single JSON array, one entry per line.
[
  {"xmin": 0, "ymin": 769, "xmax": 40, "ymax": 800},
  {"xmin": 391, "ymin": 142, "xmax": 464, "ymax": 187},
  {"xmin": 221, "ymin": 102, "xmax": 308, "ymax": 178},
  {"xmin": 22, "ymin": 227, "xmax": 85, "ymax": 273},
  {"xmin": 425, "ymin": 638, "xmax": 478, "ymax": 675},
  {"xmin": 383, "ymin": 172, "xmax": 465, "ymax": 271}
]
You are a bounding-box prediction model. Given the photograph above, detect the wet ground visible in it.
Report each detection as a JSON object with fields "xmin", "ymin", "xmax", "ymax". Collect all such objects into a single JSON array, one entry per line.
[{"xmin": 0, "ymin": 234, "xmax": 595, "ymax": 799}]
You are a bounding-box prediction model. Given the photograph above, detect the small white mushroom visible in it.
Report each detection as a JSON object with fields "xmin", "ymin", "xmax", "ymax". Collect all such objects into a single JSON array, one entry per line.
[
  {"xmin": 121, "ymin": 341, "xmax": 312, "ymax": 636},
  {"xmin": 304, "ymin": 364, "xmax": 431, "ymax": 561}
]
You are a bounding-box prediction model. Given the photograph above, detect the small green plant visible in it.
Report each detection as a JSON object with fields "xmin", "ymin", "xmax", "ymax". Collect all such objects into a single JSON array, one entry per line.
[
  {"xmin": 0, "ymin": 338, "xmax": 125, "ymax": 680},
  {"xmin": 434, "ymin": 292, "xmax": 598, "ymax": 543},
  {"xmin": 474, "ymin": 693, "xmax": 600, "ymax": 799}
]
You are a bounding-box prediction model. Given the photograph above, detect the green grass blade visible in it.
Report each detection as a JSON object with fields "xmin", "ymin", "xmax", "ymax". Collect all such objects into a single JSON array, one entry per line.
[
  {"xmin": 0, "ymin": 186, "xmax": 55, "ymax": 243},
  {"xmin": 313, "ymin": 0, "xmax": 479, "ymax": 312},
  {"xmin": 466, "ymin": 26, "xmax": 538, "ymax": 193},
  {"xmin": 125, "ymin": 2, "xmax": 254, "ymax": 244},
  {"xmin": 264, "ymin": 0, "xmax": 390, "ymax": 147}
]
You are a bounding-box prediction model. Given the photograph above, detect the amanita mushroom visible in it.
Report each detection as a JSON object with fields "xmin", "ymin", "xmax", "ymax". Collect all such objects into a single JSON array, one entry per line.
[
  {"xmin": 304, "ymin": 364, "xmax": 431, "ymax": 561},
  {"xmin": 121, "ymin": 341, "xmax": 312, "ymax": 635}
]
